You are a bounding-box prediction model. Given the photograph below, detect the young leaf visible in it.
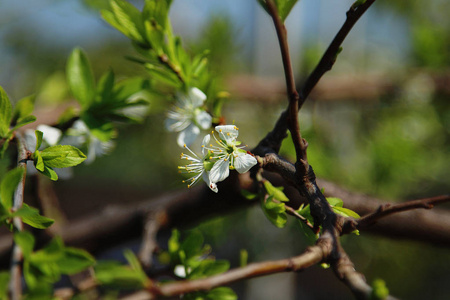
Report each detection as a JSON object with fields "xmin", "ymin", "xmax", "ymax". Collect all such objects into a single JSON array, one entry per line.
[
  {"xmin": 0, "ymin": 86, "xmax": 12, "ymax": 138},
  {"xmin": 206, "ymin": 287, "xmax": 237, "ymax": 300},
  {"xmin": 104, "ymin": 0, "xmax": 145, "ymax": 44},
  {"xmin": 332, "ymin": 206, "xmax": 360, "ymax": 219},
  {"xmin": 67, "ymin": 48, "xmax": 96, "ymax": 108},
  {"xmin": 11, "ymin": 115, "xmax": 36, "ymax": 132},
  {"xmin": 0, "ymin": 167, "xmax": 25, "ymax": 210},
  {"xmin": 12, "ymin": 95, "xmax": 35, "ymax": 122},
  {"xmin": 241, "ymin": 189, "xmax": 258, "ymax": 200},
  {"xmin": 40, "ymin": 145, "xmax": 87, "ymax": 168},
  {"xmin": 326, "ymin": 197, "xmax": 344, "ymax": 207},
  {"xmin": 14, "ymin": 204, "xmax": 55, "ymax": 229},
  {"xmin": 57, "ymin": 247, "xmax": 96, "ymax": 274},
  {"xmin": 40, "ymin": 165, "xmax": 59, "ymax": 181},
  {"xmin": 35, "ymin": 130, "xmax": 43, "ymax": 151},
  {"xmin": 370, "ymin": 279, "xmax": 389, "ymax": 300},
  {"xmin": 0, "ymin": 271, "xmax": 9, "ymax": 300},
  {"xmin": 13, "ymin": 231, "xmax": 35, "ymax": 259},
  {"xmin": 258, "ymin": 0, "xmax": 300, "ymax": 22},
  {"xmin": 261, "ymin": 196, "xmax": 287, "ymax": 228},
  {"xmin": 263, "ymin": 181, "xmax": 289, "ymax": 202}
]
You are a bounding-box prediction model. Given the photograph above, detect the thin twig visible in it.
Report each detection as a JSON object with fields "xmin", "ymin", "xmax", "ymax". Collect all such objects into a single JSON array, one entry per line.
[
  {"xmin": 266, "ymin": 0, "xmax": 306, "ymax": 163},
  {"xmin": 9, "ymin": 133, "xmax": 29, "ymax": 300},
  {"xmin": 354, "ymin": 195, "xmax": 450, "ymax": 230},
  {"xmin": 139, "ymin": 210, "xmax": 168, "ymax": 269}
]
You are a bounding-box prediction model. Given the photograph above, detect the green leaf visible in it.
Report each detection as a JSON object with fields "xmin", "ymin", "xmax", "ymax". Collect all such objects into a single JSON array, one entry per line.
[
  {"xmin": 263, "ymin": 181, "xmax": 289, "ymax": 202},
  {"xmin": 0, "ymin": 167, "xmax": 25, "ymax": 210},
  {"xmin": 40, "ymin": 145, "xmax": 87, "ymax": 168},
  {"xmin": 326, "ymin": 197, "xmax": 343, "ymax": 207},
  {"xmin": 94, "ymin": 260, "xmax": 148, "ymax": 289},
  {"xmin": 168, "ymin": 229, "xmax": 181, "ymax": 256},
  {"xmin": 0, "ymin": 271, "xmax": 10, "ymax": 300},
  {"xmin": 103, "ymin": 0, "xmax": 145, "ymax": 44},
  {"xmin": 13, "ymin": 231, "xmax": 35, "ymax": 259},
  {"xmin": 258, "ymin": 0, "xmax": 300, "ymax": 22},
  {"xmin": 0, "ymin": 86, "xmax": 12, "ymax": 137},
  {"xmin": 370, "ymin": 279, "xmax": 389, "ymax": 300},
  {"xmin": 11, "ymin": 115, "xmax": 36, "ymax": 132},
  {"xmin": 12, "ymin": 94, "xmax": 35, "ymax": 122},
  {"xmin": 332, "ymin": 206, "xmax": 360, "ymax": 219},
  {"xmin": 14, "ymin": 204, "xmax": 55, "ymax": 229},
  {"xmin": 261, "ymin": 196, "xmax": 287, "ymax": 228},
  {"xmin": 181, "ymin": 230, "xmax": 204, "ymax": 260},
  {"xmin": 57, "ymin": 247, "xmax": 96, "ymax": 274},
  {"xmin": 41, "ymin": 165, "xmax": 59, "ymax": 181},
  {"xmin": 35, "ymin": 130, "xmax": 43, "ymax": 151},
  {"xmin": 241, "ymin": 189, "xmax": 258, "ymax": 200},
  {"xmin": 66, "ymin": 48, "xmax": 96, "ymax": 108},
  {"xmin": 124, "ymin": 249, "xmax": 143, "ymax": 272},
  {"xmin": 206, "ymin": 287, "xmax": 237, "ymax": 300},
  {"xmin": 240, "ymin": 249, "xmax": 248, "ymax": 267},
  {"xmin": 97, "ymin": 70, "xmax": 115, "ymax": 102}
]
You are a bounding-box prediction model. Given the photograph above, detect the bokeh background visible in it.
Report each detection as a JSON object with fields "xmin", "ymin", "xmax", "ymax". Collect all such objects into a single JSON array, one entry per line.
[{"xmin": 0, "ymin": 0, "xmax": 449, "ymax": 299}]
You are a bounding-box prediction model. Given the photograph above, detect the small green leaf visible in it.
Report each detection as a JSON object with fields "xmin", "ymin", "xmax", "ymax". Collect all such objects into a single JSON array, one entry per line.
[
  {"xmin": 11, "ymin": 115, "xmax": 36, "ymax": 132},
  {"xmin": 241, "ymin": 189, "xmax": 258, "ymax": 200},
  {"xmin": 94, "ymin": 261, "xmax": 148, "ymax": 289},
  {"xmin": 14, "ymin": 204, "xmax": 55, "ymax": 229},
  {"xmin": 206, "ymin": 287, "xmax": 237, "ymax": 300},
  {"xmin": 57, "ymin": 247, "xmax": 96, "ymax": 274},
  {"xmin": 168, "ymin": 229, "xmax": 181, "ymax": 256},
  {"xmin": 327, "ymin": 197, "xmax": 343, "ymax": 207},
  {"xmin": 13, "ymin": 231, "xmax": 35, "ymax": 259},
  {"xmin": 370, "ymin": 279, "xmax": 389, "ymax": 300},
  {"xmin": 240, "ymin": 249, "xmax": 248, "ymax": 267},
  {"xmin": 263, "ymin": 181, "xmax": 289, "ymax": 202},
  {"xmin": 67, "ymin": 48, "xmax": 96, "ymax": 108},
  {"xmin": 258, "ymin": 0, "xmax": 300, "ymax": 22},
  {"xmin": 12, "ymin": 94, "xmax": 35, "ymax": 122},
  {"xmin": 261, "ymin": 196, "xmax": 287, "ymax": 228},
  {"xmin": 124, "ymin": 249, "xmax": 143, "ymax": 272},
  {"xmin": 0, "ymin": 167, "xmax": 25, "ymax": 210},
  {"xmin": 35, "ymin": 130, "xmax": 43, "ymax": 151},
  {"xmin": 40, "ymin": 145, "xmax": 87, "ymax": 168},
  {"xmin": 332, "ymin": 206, "xmax": 360, "ymax": 219},
  {"xmin": 41, "ymin": 165, "xmax": 59, "ymax": 181},
  {"xmin": 0, "ymin": 86, "xmax": 12, "ymax": 137},
  {"xmin": 181, "ymin": 230, "xmax": 204, "ymax": 259}
]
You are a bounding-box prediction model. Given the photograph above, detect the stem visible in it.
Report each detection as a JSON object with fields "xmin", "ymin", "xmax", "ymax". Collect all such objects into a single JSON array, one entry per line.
[{"xmin": 9, "ymin": 133, "xmax": 29, "ymax": 300}]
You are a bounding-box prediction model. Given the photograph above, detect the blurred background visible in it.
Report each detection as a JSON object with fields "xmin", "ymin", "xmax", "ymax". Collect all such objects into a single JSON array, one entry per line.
[{"xmin": 0, "ymin": 0, "xmax": 449, "ymax": 299}]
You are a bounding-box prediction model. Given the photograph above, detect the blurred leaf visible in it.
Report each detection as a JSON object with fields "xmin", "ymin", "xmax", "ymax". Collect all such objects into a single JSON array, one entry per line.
[
  {"xmin": 35, "ymin": 130, "xmax": 43, "ymax": 151},
  {"xmin": 40, "ymin": 145, "xmax": 87, "ymax": 168},
  {"xmin": 0, "ymin": 86, "xmax": 12, "ymax": 137},
  {"xmin": 12, "ymin": 95, "xmax": 35, "ymax": 122},
  {"xmin": 124, "ymin": 249, "xmax": 143, "ymax": 272},
  {"xmin": 11, "ymin": 115, "xmax": 36, "ymax": 132},
  {"xmin": 261, "ymin": 196, "xmax": 287, "ymax": 228},
  {"xmin": 240, "ymin": 249, "xmax": 248, "ymax": 267},
  {"xmin": 0, "ymin": 271, "xmax": 9, "ymax": 300},
  {"xmin": 142, "ymin": 0, "xmax": 173, "ymax": 30},
  {"xmin": 206, "ymin": 287, "xmax": 237, "ymax": 300},
  {"xmin": 13, "ymin": 231, "xmax": 35, "ymax": 259},
  {"xmin": 189, "ymin": 259, "xmax": 229, "ymax": 279},
  {"xmin": 67, "ymin": 48, "xmax": 96, "ymax": 108},
  {"xmin": 371, "ymin": 279, "xmax": 390, "ymax": 300},
  {"xmin": 241, "ymin": 189, "xmax": 258, "ymax": 200},
  {"xmin": 263, "ymin": 181, "xmax": 289, "ymax": 202},
  {"xmin": 181, "ymin": 230, "xmax": 204, "ymax": 260},
  {"xmin": 57, "ymin": 247, "xmax": 96, "ymax": 274},
  {"xmin": 14, "ymin": 204, "xmax": 55, "ymax": 229},
  {"xmin": 258, "ymin": 0, "xmax": 299, "ymax": 22},
  {"xmin": 0, "ymin": 167, "xmax": 25, "ymax": 210},
  {"xmin": 326, "ymin": 197, "xmax": 343, "ymax": 207},
  {"xmin": 95, "ymin": 258, "xmax": 148, "ymax": 289}
]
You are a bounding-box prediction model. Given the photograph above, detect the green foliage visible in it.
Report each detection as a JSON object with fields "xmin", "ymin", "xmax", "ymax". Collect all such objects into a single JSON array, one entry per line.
[
  {"xmin": 67, "ymin": 48, "xmax": 96, "ymax": 108},
  {"xmin": 371, "ymin": 279, "xmax": 389, "ymax": 300},
  {"xmin": 0, "ymin": 271, "xmax": 9, "ymax": 300},
  {"xmin": 13, "ymin": 204, "xmax": 55, "ymax": 229},
  {"xmin": 16, "ymin": 235, "xmax": 95, "ymax": 295},
  {"xmin": 257, "ymin": 0, "xmax": 300, "ymax": 22},
  {"xmin": 0, "ymin": 87, "xmax": 12, "ymax": 138},
  {"xmin": 95, "ymin": 250, "xmax": 150, "ymax": 289},
  {"xmin": 263, "ymin": 181, "xmax": 289, "ymax": 202},
  {"xmin": 261, "ymin": 195, "xmax": 287, "ymax": 228},
  {"xmin": 0, "ymin": 167, "xmax": 24, "ymax": 211}
]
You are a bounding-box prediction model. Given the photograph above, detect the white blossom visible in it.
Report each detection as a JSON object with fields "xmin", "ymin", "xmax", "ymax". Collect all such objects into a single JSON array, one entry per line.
[
  {"xmin": 165, "ymin": 87, "xmax": 212, "ymax": 147},
  {"xmin": 178, "ymin": 135, "xmax": 218, "ymax": 193}
]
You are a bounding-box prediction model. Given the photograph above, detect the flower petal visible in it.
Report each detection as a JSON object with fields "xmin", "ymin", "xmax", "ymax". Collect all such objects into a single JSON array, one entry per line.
[
  {"xmin": 189, "ymin": 87, "xmax": 207, "ymax": 107},
  {"xmin": 203, "ymin": 172, "xmax": 218, "ymax": 193},
  {"xmin": 177, "ymin": 123, "xmax": 200, "ymax": 147},
  {"xmin": 209, "ymin": 157, "xmax": 230, "ymax": 183},
  {"xmin": 201, "ymin": 134, "xmax": 211, "ymax": 155},
  {"xmin": 195, "ymin": 110, "xmax": 212, "ymax": 130},
  {"xmin": 234, "ymin": 152, "xmax": 257, "ymax": 174},
  {"xmin": 215, "ymin": 125, "xmax": 238, "ymax": 144},
  {"xmin": 165, "ymin": 113, "xmax": 190, "ymax": 132}
]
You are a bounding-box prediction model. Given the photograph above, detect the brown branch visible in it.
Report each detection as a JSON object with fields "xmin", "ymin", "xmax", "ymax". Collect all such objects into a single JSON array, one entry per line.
[
  {"xmin": 138, "ymin": 210, "xmax": 168, "ymax": 269},
  {"xmin": 254, "ymin": 0, "xmax": 377, "ymax": 156}
]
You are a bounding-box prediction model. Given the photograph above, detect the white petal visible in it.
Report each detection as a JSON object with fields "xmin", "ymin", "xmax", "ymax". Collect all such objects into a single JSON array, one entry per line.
[
  {"xmin": 177, "ymin": 124, "xmax": 200, "ymax": 147},
  {"xmin": 234, "ymin": 152, "xmax": 257, "ymax": 174},
  {"xmin": 203, "ymin": 172, "xmax": 218, "ymax": 193},
  {"xmin": 174, "ymin": 265, "xmax": 186, "ymax": 278},
  {"xmin": 195, "ymin": 110, "xmax": 212, "ymax": 130},
  {"xmin": 72, "ymin": 120, "xmax": 89, "ymax": 133},
  {"xmin": 209, "ymin": 158, "xmax": 230, "ymax": 183},
  {"xmin": 201, "ymin": 134, "xmax": 211, "ymax": 155},
  {"xmin": 189, "ymin": 87, "xmax": 207, "ymax": 107},
  {"xmin": 215, "ymin": 125, "xmax": 238, "ymax": 143},
  {"xmin": 37, "ymin": 125, "xmax": 62, "ymax": 146},
  {"xmin": 165, "ymin": 114, "xmax": 190, "ymax": 132}
]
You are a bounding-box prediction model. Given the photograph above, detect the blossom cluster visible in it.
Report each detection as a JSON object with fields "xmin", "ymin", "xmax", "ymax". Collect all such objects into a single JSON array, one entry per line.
[{"xmin": 178, "ymin": 125, "xmax": 257, "ymax": 193}]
